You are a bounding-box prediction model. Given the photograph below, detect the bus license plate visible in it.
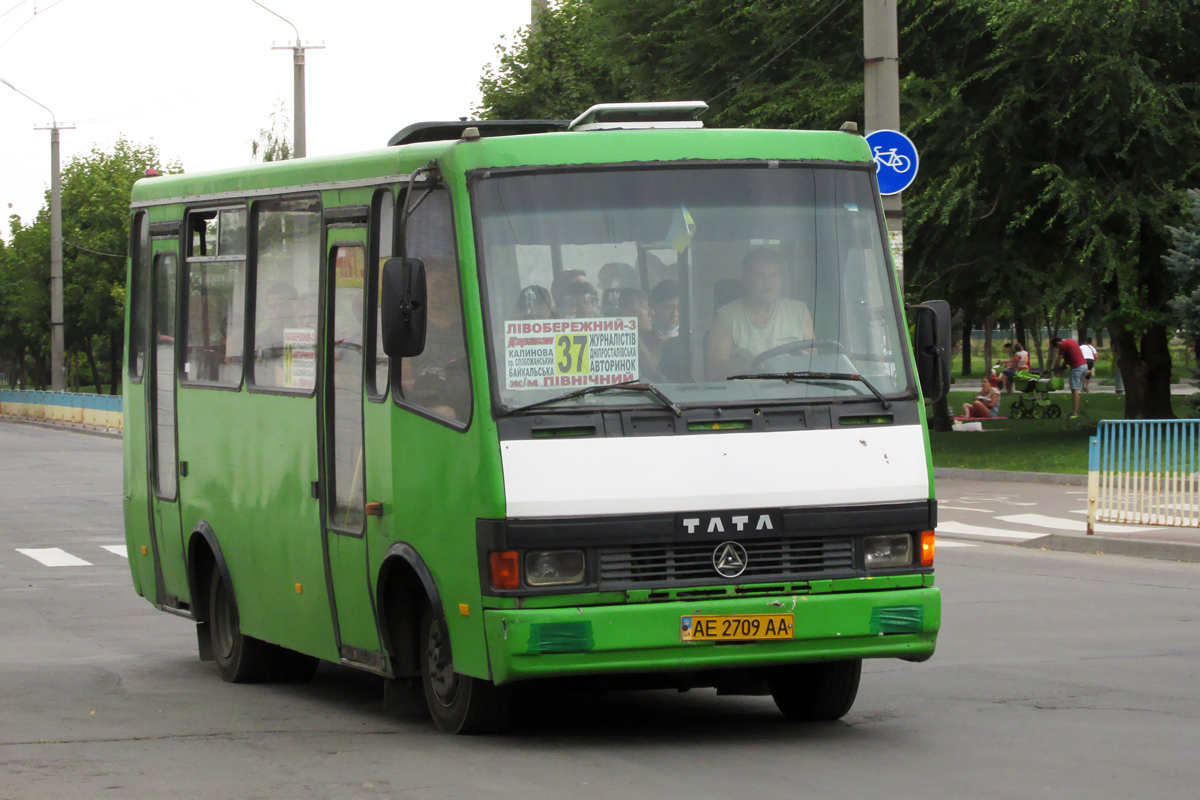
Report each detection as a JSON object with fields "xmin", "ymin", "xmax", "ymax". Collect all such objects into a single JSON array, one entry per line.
[{"xmin": 681, "ymin": 614, "xmax": 794, "ymax": 642}]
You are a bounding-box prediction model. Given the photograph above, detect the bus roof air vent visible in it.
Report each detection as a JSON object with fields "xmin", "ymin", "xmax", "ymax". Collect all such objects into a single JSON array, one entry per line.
[
  {"xmin": 567, "ymin": 101, "xmax": 708, "ymax": 132},
  {"xmin": 387, "ymin": 119, "xmax": 569, "ymax": 147}
]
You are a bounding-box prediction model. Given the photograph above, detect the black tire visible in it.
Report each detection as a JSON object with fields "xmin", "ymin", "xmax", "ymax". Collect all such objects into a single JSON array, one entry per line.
[
  {"xmin": 1010, "ymin": 404, "xmax": 1025, "ymax": 419},
  {"xmin": 768, "ymin": 659, "xmax": 862, "ymax": 722},
  {"xmin": 1048, "ymin": 404, "xmax": 1063, "ymax": 418},
  {"xmin": 419, "ymin": 605, "xmax": 511, "ymax": 734},
  {"xmin": 209, "ymin": 565, "xmax": 276, "ymax": 683},
  {"xmin": 1032, "ymin": 404, "xmax": 1047, "ymax": 419}
]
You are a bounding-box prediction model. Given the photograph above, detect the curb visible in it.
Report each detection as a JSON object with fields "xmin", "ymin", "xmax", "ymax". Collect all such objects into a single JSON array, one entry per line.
[
  {"xmin": 1017, "ymin": 533, "xmax": 1200, "ymax": 564},
  {"xmin": 934, "ymin": 467, "xmax": 1086, "ymax": 486},
  {"xmin": 0, "ymin": 417, "xmax": 121, "ymax": 439}
]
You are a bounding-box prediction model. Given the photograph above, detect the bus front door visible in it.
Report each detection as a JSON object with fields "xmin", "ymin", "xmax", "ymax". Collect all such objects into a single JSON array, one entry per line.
[
  {"xmin": 321, "ymin": 234, "xmax": 384, "ymax": 666},
  {"xmin": 145, "ymin": 244, "xmax": 188, "ymax": 609}
]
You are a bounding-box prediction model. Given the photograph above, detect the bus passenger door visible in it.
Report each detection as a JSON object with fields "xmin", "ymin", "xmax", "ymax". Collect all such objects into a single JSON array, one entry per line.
[
  {"xmin": 321, "ymin": 233, "xmax": 384, "ymax": 665},
  {"xmin": 145, "ymin": 244, "xmax": 188, "ymax": 608}
]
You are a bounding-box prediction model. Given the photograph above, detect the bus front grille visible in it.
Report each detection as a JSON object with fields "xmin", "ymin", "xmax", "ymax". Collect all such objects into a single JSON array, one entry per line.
[{"xmin": 597, "ymin": 536, "xmax": 855, "ymax": 589}]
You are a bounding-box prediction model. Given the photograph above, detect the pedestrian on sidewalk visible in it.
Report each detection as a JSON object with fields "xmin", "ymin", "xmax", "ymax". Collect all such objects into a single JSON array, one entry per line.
[
  {"xmin": 1080, "ymin": 337, "xmax": 1097, "ymax": 392},
  {"xmin": 1050, "ymin": 336, "xmax": 1088, "ymax": 417}
]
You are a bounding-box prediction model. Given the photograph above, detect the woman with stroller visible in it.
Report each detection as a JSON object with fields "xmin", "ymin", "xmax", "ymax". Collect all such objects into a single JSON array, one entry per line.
[{"xmin": 963, "ymin": 376, "xmax": 1002, "ymax": 419}]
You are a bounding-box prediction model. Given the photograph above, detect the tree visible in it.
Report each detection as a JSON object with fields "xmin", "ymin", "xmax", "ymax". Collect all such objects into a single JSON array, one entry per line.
[
  {"xmin": 0, "ymin": 137, "xmax": 180, "ymax": 392},
  {"xmin": 251, "ymin": 100, "xmax": 293, "ymax": 163},
  {"xmin": 1165, "ymin": 188, "xmax": 1200, "ymax": 376},
  {"xmin": 478, "ymin": 0, "xmax": 1200, "ymax": 418}
]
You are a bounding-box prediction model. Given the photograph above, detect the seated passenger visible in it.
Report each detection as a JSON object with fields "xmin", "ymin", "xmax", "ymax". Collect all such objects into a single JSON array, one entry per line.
[
  {"xmin": 705, "ymin": 248, "xmax": 814, "ymax": 380},
  {"xmin": 513, "ymin": 285, "xmax": 554, "ymax": 320},
  {"xmin": 551, "ymin": 269, "xmax": 599, "ymax": 318},
  {"xmin": 616, "ymin": 288, "xmax": 661, "ymax": 381},
  {"xmin": 646, "ymin": 279, "xmax": 692, "ymax": 382},
  {"xmin": 598, "ymin": 261, "xmax": 638, "ymax": 292}
]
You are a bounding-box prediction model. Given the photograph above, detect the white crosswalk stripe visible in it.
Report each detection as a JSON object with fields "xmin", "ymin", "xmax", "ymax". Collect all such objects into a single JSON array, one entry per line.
[
  {"xmin": 995, "ymin": 513, "xmax": 1157, "ymax": 535},
  {"xmin": 935, "ymin": 540, "xmax": 977, "ymax": 548},
  {"xmin": 937, "ymin": 521, "xmax": 1045, "ymax": 541},
  {"xmin": 17, "ymin": 548, "xmax": 92, "ymax": 567},
  {"xmin": 101, "ymin": 544, "xmax": 128, "ymax": 558},
  {"xmin": 939, "ymin": 505, "xmax": 995, "ymax": 513}
]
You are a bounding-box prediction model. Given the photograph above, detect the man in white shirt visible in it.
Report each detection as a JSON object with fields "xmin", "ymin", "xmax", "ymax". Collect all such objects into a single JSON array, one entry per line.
[
  {"xmin": 1080, "ymin": 336, "xmax": 1098, "ymax": 392},
  {"xmin": 705, "ymin": 248, "xmax": 813, "ymax": 380}
]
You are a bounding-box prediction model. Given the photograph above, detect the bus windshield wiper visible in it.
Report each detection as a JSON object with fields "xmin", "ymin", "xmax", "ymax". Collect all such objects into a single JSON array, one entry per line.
[
  {"xmin": 504, "ymin": 379, "xmax": 683, "ymax": 417},
  {"xmin": 726, "ymin": 371, "xmax": 892, "ymax": 410}
]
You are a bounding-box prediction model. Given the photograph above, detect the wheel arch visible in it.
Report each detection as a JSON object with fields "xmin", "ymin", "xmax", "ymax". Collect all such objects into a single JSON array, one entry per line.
[
  {"xmin": 376, "ymin": 542, "xmax": 447, "ymax": 679},
  {"xmin": 187, "ymin": 520, "xmax": 234, "ymax": 625}
]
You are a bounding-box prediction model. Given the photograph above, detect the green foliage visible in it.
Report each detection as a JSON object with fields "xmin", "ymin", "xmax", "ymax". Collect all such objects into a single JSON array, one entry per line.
[
  {"xmin": 1165, "ymin": 189, "xmax": 1200, "ymax": 358},
  {"xmin": 0, "ymin": 137, "xmax": 180, "ymax": 390},
  {"xmin": 251, "ymin": 101, "xmax": 293, "ymax": 162},
  {"xmin": 477, "ymin": 0, "xmax": 1200, "ymax": 417}
]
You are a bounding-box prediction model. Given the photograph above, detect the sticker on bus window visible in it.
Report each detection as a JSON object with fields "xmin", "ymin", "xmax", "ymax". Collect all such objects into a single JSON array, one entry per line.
[
  {"xmin": 503, "ymin": 317, "xmax": 639, "ymax": 391},
  {"xmin": 283, "ymin": 328, "xmax": 317, "ymax": 389}
]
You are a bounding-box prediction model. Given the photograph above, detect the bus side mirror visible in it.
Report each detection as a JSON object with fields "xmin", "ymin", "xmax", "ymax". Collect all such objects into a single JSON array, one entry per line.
[
  {"xmin": 381, "ymin": 257, "xmax": 427, "ymax": 358},
  {"xmin": 912, "ymin": 299, "xmax": 951, "ymax": 402}
]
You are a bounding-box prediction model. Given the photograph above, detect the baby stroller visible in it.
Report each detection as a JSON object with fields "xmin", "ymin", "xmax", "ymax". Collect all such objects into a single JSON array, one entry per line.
[{"xmin": 1008, "ymin": 369, "xmax": 1064, "ymax": 419}]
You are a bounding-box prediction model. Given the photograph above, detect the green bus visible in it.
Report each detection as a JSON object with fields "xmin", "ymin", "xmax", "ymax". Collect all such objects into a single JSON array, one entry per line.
[{"xmin": 123, "ymin": 102, "xmax": 950, "ymax": 734}]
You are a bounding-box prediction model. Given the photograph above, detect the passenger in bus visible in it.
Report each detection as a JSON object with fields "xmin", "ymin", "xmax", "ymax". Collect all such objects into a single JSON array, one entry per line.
[
  {"xmin": 705, "ymin": 248, "xmax": 814, "ymax": 380},
  {"xmin": 406, "ymin": 259, "xmax": 470, "ymax": 421},
  {"xmin": 646, "ymin": 279, "xmax": 692, "ymax": 382},
  {"xmin": 551, "ymin": 269, "xmax": 599, "ymax": 318},
  {"xmin": 598, "ymin": 261, "xmax": 638, "ymax": 292},
  {"xmin": 616, "ymin": 287, "xmax": 660, "ymax": 380},
  {"xmin": 513, "ymin": 285, "xmax": 554, "ymax": 320}
]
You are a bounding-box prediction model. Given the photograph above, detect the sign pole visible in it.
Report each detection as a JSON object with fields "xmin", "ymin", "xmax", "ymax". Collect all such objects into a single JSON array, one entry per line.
[{"xmin": 864, "ymin": 0, "xmax": 903, "ymax": 296}]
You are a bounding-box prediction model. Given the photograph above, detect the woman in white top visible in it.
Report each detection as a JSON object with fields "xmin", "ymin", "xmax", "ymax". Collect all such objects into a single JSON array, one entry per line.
[
  {"xmin": 1080, "ymin": 337, "xmax": 1098, "ymax": 392},
  {"xmin": 706, "ymin": 248, "xmax": 814, "ymax": 380}
]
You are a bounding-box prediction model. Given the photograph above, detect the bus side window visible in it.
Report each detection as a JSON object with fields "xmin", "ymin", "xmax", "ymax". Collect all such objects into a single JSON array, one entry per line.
[
  {"xmin": 182, "ymin": 208, "xmax": 246, "ymax": 387},
  {"xmin": 397, "ymin": 189, "xmax": 471, "ymax": 424},
  {"xmin": 368, "ymin": 190, "xmax": 394, "ymax": 399},
  {"xmin": 251, "ymin": 198, "xmax": 321, "ymax": 392},
  {"xmin": 128, "ymin": 212, "xmax": 151, "ymax": 381}
]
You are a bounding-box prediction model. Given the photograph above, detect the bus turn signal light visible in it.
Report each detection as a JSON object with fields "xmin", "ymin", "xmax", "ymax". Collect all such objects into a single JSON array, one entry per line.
[
  {"xmin": 921, "ymin": 530, "xmax": 935, "ymax": 566},
  {"xmin": 489, "ymin": 551, "xmax": 520, "ymax": 590}
]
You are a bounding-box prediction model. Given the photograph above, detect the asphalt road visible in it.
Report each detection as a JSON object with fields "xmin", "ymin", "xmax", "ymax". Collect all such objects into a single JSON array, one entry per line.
[{"xmin": 2, "ymin": 422, "xmax": 1199, "ymax": 799}]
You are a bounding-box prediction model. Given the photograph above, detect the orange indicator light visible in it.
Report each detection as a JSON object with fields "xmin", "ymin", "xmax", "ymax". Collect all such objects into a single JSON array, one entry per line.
[
  {"xmin": 459, "ymin": 603, "xmax": 470, "ymax": 616},
  {"xmin": 295, "ymin": 583, "xmax": 303, "ymax": 594},
  {"xmin": 141, "ymin": 546, "xmax": 148, "ymax": 556},
  {"xmin": 489, "ymin": 551, "xmax": 520, "ymax": 590},
  {"xmin": 920, "ymin": 530, "xmax": 935, "ymax": 566}
]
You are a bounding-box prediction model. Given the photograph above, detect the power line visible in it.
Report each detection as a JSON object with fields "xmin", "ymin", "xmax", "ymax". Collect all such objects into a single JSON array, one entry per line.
[
  {"xmin": 707, "ymin": 0, "xmax": 850, "ymax": 106},
  {"xmin": 0, "ymin": 1, "xmax": 31, "ymax": 21},
  {"xmin": 64, "ymin": 239, "xmax": 125, "ymax": 259},
  {"xmin": 0, "ymin": 0, "xmax": 65, "ymax": 49}
]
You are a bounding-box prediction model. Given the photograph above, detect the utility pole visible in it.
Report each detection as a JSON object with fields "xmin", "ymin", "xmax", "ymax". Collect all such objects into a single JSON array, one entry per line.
[
  {"xmin": 863, "ymin": 0, "xmax": 903, "ymax": 295},
  {"xmin": 1, "ymin": 77, "xmax": 74, "ymax": 392},
  {"xmin": 531, "ymin": 0, "xmax": 550, "ymax": 35},
  {"xmin": 254, "ymin": 1, "xmax": 323, "ymax": 158}
]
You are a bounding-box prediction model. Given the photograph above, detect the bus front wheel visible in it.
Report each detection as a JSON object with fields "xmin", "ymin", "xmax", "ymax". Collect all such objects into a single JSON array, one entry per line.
[
  {"xmin": 419, "ymin": 605, "xmax": 511, "ymax": 734},
  {"xmin": 768, "ymin": 659, "xmax": 862, "ymax": 721},
  {"xmin": 209, "ymin": 565, "xmax": 276, "ymax": 683}
]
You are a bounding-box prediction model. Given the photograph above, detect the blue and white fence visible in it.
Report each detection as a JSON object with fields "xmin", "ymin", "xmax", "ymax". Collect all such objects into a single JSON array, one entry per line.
[
  {"xmin": 1088, "ymin": 420, "xmax": 1200, "ymax": 532},
  {"xmin": 0, "ymin": 390, "xmax": 122, "ymax": 434}
]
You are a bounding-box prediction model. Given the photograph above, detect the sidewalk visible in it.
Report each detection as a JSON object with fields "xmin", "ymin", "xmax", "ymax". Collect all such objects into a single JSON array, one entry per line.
[{"xmin": 934, "ymin": 472, "xmax": 1200, "ymax": 564}]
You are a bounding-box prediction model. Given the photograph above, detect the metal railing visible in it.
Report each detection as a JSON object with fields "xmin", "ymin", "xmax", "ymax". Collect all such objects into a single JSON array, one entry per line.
[
  {"xmin": 1088, "ymin": 420, "xmax": 1200, "ymax": 532},
  {"xmin": 0, "ymin": 389, "xmax": 122, "ymax": 434}
]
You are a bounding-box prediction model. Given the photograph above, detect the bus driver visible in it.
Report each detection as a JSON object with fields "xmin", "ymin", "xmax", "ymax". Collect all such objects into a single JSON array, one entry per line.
[{"xmin": 705, "ymin": 247, "xmax": 814, "ymax": 380}]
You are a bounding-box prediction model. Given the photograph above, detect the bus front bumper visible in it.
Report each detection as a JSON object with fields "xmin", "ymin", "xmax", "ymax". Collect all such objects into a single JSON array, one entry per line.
[{"xmin": 482, "ymin": 586, "xmax": 940, "ymax": 685}]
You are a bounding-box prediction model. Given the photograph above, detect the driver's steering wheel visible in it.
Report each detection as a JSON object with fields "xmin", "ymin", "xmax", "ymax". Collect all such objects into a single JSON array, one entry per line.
[{"xmin": 749, "ymin": 339, "xmax": 846, "ymax": 372}]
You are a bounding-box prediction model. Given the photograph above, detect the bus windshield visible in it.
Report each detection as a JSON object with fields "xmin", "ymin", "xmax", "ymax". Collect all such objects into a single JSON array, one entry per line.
[{"xmin": 473, "ymin": 164, "xmax": 912, "ymax": 413}]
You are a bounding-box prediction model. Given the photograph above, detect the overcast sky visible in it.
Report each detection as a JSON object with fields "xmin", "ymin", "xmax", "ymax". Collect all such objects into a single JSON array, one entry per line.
[{"xmin": 0, "ymin": 0, "xmax": 534, "ymax": 239}]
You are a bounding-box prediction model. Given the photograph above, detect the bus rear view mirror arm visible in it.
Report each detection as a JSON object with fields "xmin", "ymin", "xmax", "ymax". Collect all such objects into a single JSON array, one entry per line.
[
  {"xmin": 381, "ymin": 257, "xmax": 428, "ymax": 358},
  {"xmin": 911, "ymin": 300, "xmax": 951, "ymax": 403}
]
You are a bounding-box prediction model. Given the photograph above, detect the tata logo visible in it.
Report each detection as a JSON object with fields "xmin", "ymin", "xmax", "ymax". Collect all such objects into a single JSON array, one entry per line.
[
  {"xmin": 713, "ymin": 541, "xmax": 749, "ymax": 578},
  {"xmin": 676, "ymin": 509, "xmax": 780, "ymax": 536}
]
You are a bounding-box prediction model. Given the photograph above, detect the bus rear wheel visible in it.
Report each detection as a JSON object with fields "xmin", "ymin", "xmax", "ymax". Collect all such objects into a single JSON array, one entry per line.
[
  {"xmin": 768, "ymin": 659, "xmax": 862, "ymax": 721},
  {"xmin": 209, "ymin": 566, "xmax": 276, "ymax": 683},
  {"xmin": 419, "ymin": 605, "xmax": 511, "ymax": 734}
]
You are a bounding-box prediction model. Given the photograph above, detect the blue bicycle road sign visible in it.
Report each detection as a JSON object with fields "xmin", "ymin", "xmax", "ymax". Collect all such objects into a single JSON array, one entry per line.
[{"xmin": 865, "ymin": 129, "xmax": 919, "ymax": 196}]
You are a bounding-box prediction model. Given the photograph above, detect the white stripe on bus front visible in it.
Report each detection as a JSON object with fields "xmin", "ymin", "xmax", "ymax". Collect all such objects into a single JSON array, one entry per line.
[{"xmin": 500, "ymin": 424, "xmax": 930, "ymax": 518}]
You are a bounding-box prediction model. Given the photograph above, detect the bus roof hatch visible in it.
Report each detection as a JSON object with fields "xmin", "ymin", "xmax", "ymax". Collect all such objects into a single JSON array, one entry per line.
[{"xmin": 567, "ymin": 101, "xmax": 708, "ymax": 132}]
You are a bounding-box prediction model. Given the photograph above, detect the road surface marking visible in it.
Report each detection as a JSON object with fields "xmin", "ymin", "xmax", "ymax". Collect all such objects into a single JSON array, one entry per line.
[
  {"xmin": 101, "ymin": 545, "xmax": 128, "ymax": 558},
  {"xmin": 995, "ymin": 513, "xmax": 1158, "ymax": 534},
  {"xmin": 935, "ymin": 540, "xmax": 978, "ymax": 548},
  {"xmin": 16, "ymin": 548, "xmax": 93, "ymax": 567},
  {"xmin": 1009, "ymin": 502, "xmax": 1039, "ymax": 506},
  {"xmin": 937, "ymin": 521, "xmax": 1044, "ymax": 541},
  {"xmin": 939, "ymin": 505, "xmax": 995, "ymax": 513}
]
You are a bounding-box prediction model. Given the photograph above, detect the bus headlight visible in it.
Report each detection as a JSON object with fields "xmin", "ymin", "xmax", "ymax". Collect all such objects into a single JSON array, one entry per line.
[
  {"xmin": 863, "ymin": 534, "xmax": 913, "ymax": 569},
  {"xmin": 524, "ymin": 550, "xmax": 586, "ymax": 586}
]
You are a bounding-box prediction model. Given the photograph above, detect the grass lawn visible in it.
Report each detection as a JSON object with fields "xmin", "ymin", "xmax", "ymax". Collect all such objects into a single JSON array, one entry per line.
[{"xmin": 930, "ymin": 391, "xmax": 1197, "ymax": 475}]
